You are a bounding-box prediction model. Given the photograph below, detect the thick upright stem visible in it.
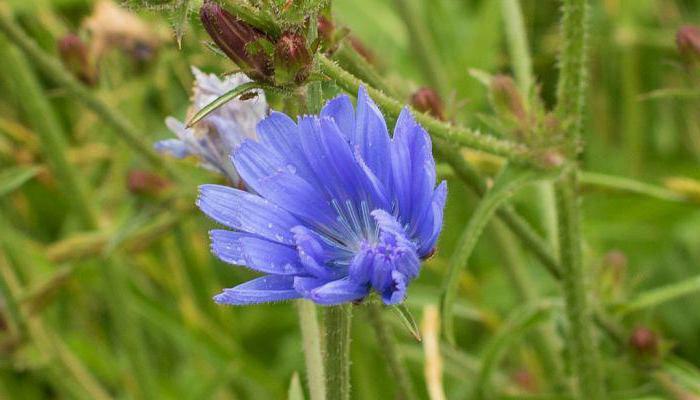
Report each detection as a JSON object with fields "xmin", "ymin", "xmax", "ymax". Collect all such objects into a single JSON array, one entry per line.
[
  {"xmin": 325, "ymin": 304, "xmax": 352, "ymax": 400},
  {"xmin": 555, "ymin": 0, "xmax": 603, "ymax": 397},
  {"xmin": 298, "ymin": 301, "xmax": 326, "ymax": 400},
  {"xmin": 366, "ymin": 303, "xmax": 418, "ymax": 400}
]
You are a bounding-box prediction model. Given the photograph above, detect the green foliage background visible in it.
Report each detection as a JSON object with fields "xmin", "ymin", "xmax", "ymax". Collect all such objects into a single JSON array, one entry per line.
[{"xmin": 0, "ymin": 0, "xmax": 699, "ymax": 398}]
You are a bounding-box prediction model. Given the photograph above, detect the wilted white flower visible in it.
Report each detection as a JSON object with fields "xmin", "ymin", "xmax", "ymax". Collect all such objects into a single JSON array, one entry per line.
[{"xmin": 155, "ymin": 67, "xmax": 267, "ymax": 186}]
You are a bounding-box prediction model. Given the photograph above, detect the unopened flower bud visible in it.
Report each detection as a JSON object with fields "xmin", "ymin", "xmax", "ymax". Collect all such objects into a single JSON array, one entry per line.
[
  {"xmin": 200, "ymin": 0, "xmax": 273, "ymax": 82},
  {"xmin": 629, "ymin": 326, "xmax": 659, "ymax": 358},
  {"xmin": 318, "ymin": 15, "xmax": 334, "ymax": 43},
  {"xmin": 676, "ymin": 25, "xmax": 700, "ymax": 65},
  {"xmin": 274, "ymin": 32, "xmax": 312, "ymax": 85},
  {"xmin": 58, "ymin": 34, "xmax": 96, "ymax": 85},
  {"xmin": 411, "ymin": 87, "xmax": 445, "ymax": 120},
  {"xmin": 491, "ymin": 75, "xmax": 526, "ymax": 122},
  {"xmin": 127, "ymin": 170, "xmax": 171, "ymax": 197}
]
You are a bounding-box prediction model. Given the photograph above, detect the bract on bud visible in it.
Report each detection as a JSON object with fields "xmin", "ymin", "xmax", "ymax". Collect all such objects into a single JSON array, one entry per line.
[
  {"xmin": 274, "ymin": 32, "xmax": 312, "ymax": 85},
  {"xmin": 200, "ymin": 0, "xmax": 274, "ymax": 82},
  {"xmin": 411, "ymin": 87, "xmax": 445, "ymax": 120},
  {"xmin": 490, "ymin": 75, "xmax": 526, "ymax": 122},
  {"xmin": 676, "ymin": 25, "xmax": 700, "ymax": 65},
  {"xmin": 58, "ymin": 34, "xmax": 96, "ymax": 85}
]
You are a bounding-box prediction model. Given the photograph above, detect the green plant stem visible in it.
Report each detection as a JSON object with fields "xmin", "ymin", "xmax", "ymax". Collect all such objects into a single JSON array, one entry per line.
[
  {"xmin": 555, "ymin": 170, "xmax": 603, "ymax": 399},
  {"xmin": 579, "ymin": 171, "xmax": 685, "ymax": 202},
  {"xmin": 325, "ymin": 304, "xmax": 352, "ymax": 400},
  {"xmin": 392, "ymin": 0, "xmax": 449, "ymax": 95},
  {"xmin": 441, "ymin": 165, "xmax": 536, "ymax": 343},
  {"xmin": 297, "ymin": 300, "xmax": 326, "ymax": 400},
  {"xmin": 366, "ymin": 302, "xmax": 418, "ymax": 400},
  {"xmin": 501, "ymin": 0, "xmax": 534, "ymax": 95},
  {"xmin": 491, "ymin": 222, "xmax": 567, "ymax": 392},
  {"xmin": 0, "ymin": 12, "xmax": 174, "ymax": 178},
  {"xmin": 500, "ymin": 0, "xmax": 559, "ymax": 252},
  {"xmin": 434, "ymin": 144, "xmax": 562, "ymax": 279},
  {"xmin": 555, "ymin": 0, "xmax": 603, "ymax": 397},
  {"xmin": 617, "ymin": 274, "xmax": 700, "ymax": 316},
  {"xmin": 318, "ymin": 55, "xmax": 530, "ymax": 163}
]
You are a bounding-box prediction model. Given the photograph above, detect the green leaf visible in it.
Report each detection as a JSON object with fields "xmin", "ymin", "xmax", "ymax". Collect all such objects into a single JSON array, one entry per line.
[
  {"xmin": 287, "ymin": 373, "xmax": 305, "ymax": 400},
  {"xmin": 186, "ymin": 82, "xmax": 274, "ymax": 128},
  {"xmin": 391, "ymin": 303, "xmax": 422, "ymax": 342},
  {"xmin": 440, "ymin": 163, "xmax": 539, "ymax": 344},
  {"xmin": 171, "ymin": 0, "xmax": 193, "ymax": 48},
  {"xmin": 0, "ymin": 165, "xmax": 40, "ymax": 197}
]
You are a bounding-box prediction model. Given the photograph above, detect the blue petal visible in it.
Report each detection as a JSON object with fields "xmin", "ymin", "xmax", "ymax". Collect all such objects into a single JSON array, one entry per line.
[
  {"xmin": 390, "ymin": 107, "xmax": 436, "ymax": 237},
  {"xmin": 210, "ymin": 230, "xmax": 304, "ymax": 275},
  {"xmin": 320, "ymin": 94, "xmax": 355, "ymax": 142},
  {"xmin": 257, "ymin": 112, "xmax": 320, "ymax": 188},
  {"xmin": 307, "ymin": 278, "xmax": 369, "ymax": 305},
  {"xmin": 293, "ymin": 276, "xmax": 329, "ymax": 297},
  {"xmin": 233, "ymin": 141, "xmax": 339, "ymax": 229},
  {"xmin": 214, "ymin": 275, "xmax": 300, "ymax": 305},
  {"xmin": 232, "ymin": 140, "xmax": 289, "ymax": 189},
  {"xmin": 381, "ymin": 271, "xmax": 408, "ymax": 305},
  {"xmin": 348, "ymin": 248, "xmax": 373, "ymax": 284},
  {"xmin": 292, "ymin": 225, "xmax": 345, "ymax": 279},
  {"xmin": 154, "ymin": 139, "xmax": 190, "ymax": 158},
  {"xmin": 417, "ymin": 180, "xmax": 447, "ymax": 256},
  {"xmin": 355, "ymin": 86, "xmax": 392, "ymax": 187},
  {"xmin": 197, "ymin": 184, "xmax": 301, "ymax": 245}
]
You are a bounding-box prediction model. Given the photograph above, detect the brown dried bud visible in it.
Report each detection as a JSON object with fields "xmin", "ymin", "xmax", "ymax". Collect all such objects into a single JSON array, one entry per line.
[
  {"xmin": 200, "ymin": 0, "xmax": 273, "ymax": 82},
  {"xmin": 676, "ymin": 25, "xmax": 700, "ymax": 65},
  {"xmin": 629, "ymin": 327, "xmax": 659, "ymax": 358},
  {"xmin": 512, "ymin": 369, "xmax": 538, "ymax": 393},
  {"xmin": 127, "ymin": 170, "xmax": 171, "ymax": 197},
  {"xmin": 58, "ymin": 34, "xmax": 96, "ymax": 85},
  {"xmin": 274, "ymin": 32, "xmax": 312, "ymax": 85},
  {"xmin": 411, "ymin": 87, "xmax": 445, "ymax": 121},
  {"xmin": 490, "ymin": 75, "xmax": 526, "ymax": 122}
]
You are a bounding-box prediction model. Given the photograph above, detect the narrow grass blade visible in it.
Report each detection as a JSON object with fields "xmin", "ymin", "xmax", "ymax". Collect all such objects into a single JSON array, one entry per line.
[
  {"xmin": 392, "ymin": 303, "xmax": 422, "ymax": 342},
  {"xmin": 288, "ymin": 373, "xmax": 306, "ymax": 400},
  {"xmin": 617, "ymin": 274, "xmax": 700, "ymax": 316},
  {"xmin": 0, "ymin": 165, "xmax": 40, "ymax": 197}
]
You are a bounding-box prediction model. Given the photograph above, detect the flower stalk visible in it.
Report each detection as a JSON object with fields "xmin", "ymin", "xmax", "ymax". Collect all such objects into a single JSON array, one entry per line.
[
  {"xmin": 554, "ymin": 0, "xmax": 604, "ymax": 398},
  {"xmin": 325, "ymin": 304, "xmax": 352, "ymax": 400}
]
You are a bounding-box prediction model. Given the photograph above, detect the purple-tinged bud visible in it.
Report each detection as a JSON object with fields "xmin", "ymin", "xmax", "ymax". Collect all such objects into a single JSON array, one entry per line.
[
  {"xmin": 491, "ymin": 75, "xmax": 526, "ymax": 122},
  {"xmin": 274, "ymin": 32, "xmax": 312, "ymax": 85},
  {"xmin": 200, "ymin": 0, "xmax": 273, "ymax": 82},
  {"xmin": 629, "ymin": 326, "xmax": 659, "ymax": 358},
  {"xmin": 676, "ymin": 25, "xmax": 700, "ymax": 65},
  {"xmin": 317, "ymin": 15, "xmax": 334, "ymax": 43},
  {"xmin": 58, "ymin": 34, "xmax": 96, "ymax": 85},
  {"xmin": 411, "ymin": 87, "xmax": 445, "ymax": 121},
  {"xmin": 127, "ymin": 170, "xmax": 171, "ymax": 197}
]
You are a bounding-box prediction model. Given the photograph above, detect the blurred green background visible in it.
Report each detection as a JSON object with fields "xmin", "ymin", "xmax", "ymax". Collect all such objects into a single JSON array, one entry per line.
[{"xmin": 1, "ymin": 0, "xmax": 700, "ymax": 398}]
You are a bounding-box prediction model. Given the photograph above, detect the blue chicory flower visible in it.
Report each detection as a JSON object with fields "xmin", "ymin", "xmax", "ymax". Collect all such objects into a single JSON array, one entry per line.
[
  {"xmin": 155, "ymin": 67, "xmax": 267, "ymax": 186},
  {"xmin": 198, "ymin": 86, "xmax": 447, "ymax": 306}
]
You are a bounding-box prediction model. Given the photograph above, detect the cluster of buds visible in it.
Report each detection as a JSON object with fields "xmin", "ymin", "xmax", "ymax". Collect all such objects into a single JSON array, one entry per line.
[{"xmin": 200, "ymin": 0, "xmax": 313, "ymax": 86}]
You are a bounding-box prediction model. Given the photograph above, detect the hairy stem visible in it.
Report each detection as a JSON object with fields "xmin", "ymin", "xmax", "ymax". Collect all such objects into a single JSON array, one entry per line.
[
  {"xmin": 298, "ymin": 300, "xmax": 327, "ymax": 400},
  {"xmin": 325, "ymin": 304, "xmax": 352, "ymax": 400},
  {"xmin": 555, "ymin": 0, "xmax": 603, "ymax": 397},
  {"xmin": 318, "ymin": 55, "xmax": 530, "ymax": 163},
  {"xmin": 366, "ymin": 302, "xmax": 418, "ymax": 400}
]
